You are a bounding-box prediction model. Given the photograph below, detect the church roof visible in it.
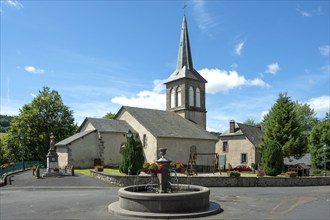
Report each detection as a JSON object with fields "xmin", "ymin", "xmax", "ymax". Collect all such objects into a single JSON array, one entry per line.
[
  {"xmin": 116, "ymin": 106, "xmax": 217, "ymax": 141},
  {"xmin": 80, "ymin": 117, "xmax": 135, "ymax": 133},
  {"xmin": 165, "ymin": 16, "xmax": 207, "ymax": 84},
  {"xmin": 56, "ymin": 130, "xmax": 95, "ymax": 146},
  {"xmin": 220, "ymin": 122, "xmax": 262, "ymax": 146}
]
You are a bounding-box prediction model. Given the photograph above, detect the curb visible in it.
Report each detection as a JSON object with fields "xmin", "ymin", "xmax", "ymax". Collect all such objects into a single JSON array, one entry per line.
[{"xmin": 0, "ymin": 169, "xmax": 30, "ymax": 187}]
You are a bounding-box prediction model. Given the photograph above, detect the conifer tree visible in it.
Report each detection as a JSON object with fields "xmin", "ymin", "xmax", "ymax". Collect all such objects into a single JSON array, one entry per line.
[
  {"xmin": 262, "ymin": 140, "xmax": 283, "ymax": 176},
  {"xmin": 119, "ymin": 135, "xmax": 144, "ymax": 175},
  {"xmin": 260, "ymin": 93, "xmax": 307, "ymax": 159},
  {"xmin": 309, "ymin": 114, "xmax": 330, "ymax": 169}
]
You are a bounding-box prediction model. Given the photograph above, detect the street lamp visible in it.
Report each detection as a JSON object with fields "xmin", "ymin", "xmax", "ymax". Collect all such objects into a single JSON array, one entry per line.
[
  {"xmin": 323, "ymin": 144, "xmax": 327, "ymax": 177},
  {"xmin": 20, "ymin": 132, "xmax": 25, "ymax": 170},
  {"xmin": 126, "ymin": 130, "xmax": 133, "ymax": 175}
]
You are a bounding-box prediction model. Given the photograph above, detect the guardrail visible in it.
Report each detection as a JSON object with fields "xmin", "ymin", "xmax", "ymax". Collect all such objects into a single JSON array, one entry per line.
[{"xmin": 0, "ymin": 161, "xmax": 46, "ymax": 179}]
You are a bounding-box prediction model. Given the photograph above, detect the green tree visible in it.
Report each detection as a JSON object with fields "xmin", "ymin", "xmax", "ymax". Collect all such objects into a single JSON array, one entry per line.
[
  {"xmin": 0, "ymin": 134, "xmax": 10, "ymax": 163},
  {"xmin": 119, "ymin": 134, "xmax": 144, "ymax": 175},
  {"xmin": 0, "ymin": 115, "xmax": 14, "ymax": 133},
  {"xmin": 243, "ymin": 118, "xmax": 261, "ymax": 127},
  {"xmin": 260, "ymin": 93, "xmax": 307, "ymax": 159},
  {"xmin": 294, "ymin": 101, "xmax": 318, "ymax": 136},
  {"xmin": 309, "ymin": 114, "xmax": 330, "ymax": 169},
  {"xmin": 262, "ymin": 140, "xmax": 283, "ymax": 176},
  {"xmin": 6, "ymin": 87, "xmax": 77, "ymax": 161},
  {"xmin": 103, "ymin": 112, "xmax": 116, "ymax": 119}
]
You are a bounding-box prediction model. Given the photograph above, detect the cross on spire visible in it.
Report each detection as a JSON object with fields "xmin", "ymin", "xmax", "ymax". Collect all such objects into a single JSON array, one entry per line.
[{"xmin": 183, "ymin": 2, "xmax": 188, "ymax": 15}]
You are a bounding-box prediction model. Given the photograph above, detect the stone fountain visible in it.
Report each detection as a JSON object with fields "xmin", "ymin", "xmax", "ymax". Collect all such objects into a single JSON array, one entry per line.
[{"xmin": 108, "ymin": 148, "xmax": 221, "ymax": 218}]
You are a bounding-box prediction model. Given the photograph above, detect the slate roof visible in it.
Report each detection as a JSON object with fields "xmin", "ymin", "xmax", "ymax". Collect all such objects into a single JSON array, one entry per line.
[
  {"xmin": 165, "ymin": 16, "xmax": 207, "ymax": 84},
  {"xmin": 284, "ymin": 153, "xmax": 311, "ymax": 166},
  {"xmin": 56, "ymin": 118, "xmax": 135, "ymax": 146},
  {"xmin": 56, "ymin": 130, "xmax": 95, "ymax": 146},
  {"xmin": 220, "ymin": 122, "xmax": 262, "ymax": 146},
  {"xmin": 116, "ymin": 106, "xmax": 217, "ymax": 141},
  {"xmin": 80, "ymin": 117, "xmax": 135, "ymax": 133}
]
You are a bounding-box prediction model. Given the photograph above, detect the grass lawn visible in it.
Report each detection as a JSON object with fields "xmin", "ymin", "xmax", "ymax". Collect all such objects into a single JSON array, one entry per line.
[{"xmin": 75, "ymin": 168, "xmax": 126, "ymax": 176}]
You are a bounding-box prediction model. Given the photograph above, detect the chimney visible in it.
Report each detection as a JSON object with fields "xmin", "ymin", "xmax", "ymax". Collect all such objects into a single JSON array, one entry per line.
[{"xmin": 229, "ymin": 120, "xmax": 235, "ymax": 133}]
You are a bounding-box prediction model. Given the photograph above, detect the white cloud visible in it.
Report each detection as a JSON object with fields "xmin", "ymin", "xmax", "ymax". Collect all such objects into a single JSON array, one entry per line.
[
  {"xmin": 111, "ymin": 80, "xmax": 166, "ymax": 110},
  {"xmin": 192, "ymin": 0, "xmax": 217, "ymax": 33},
  {"xmin": 265, "ymin": 63, "xmax": 280, "ymax": 74},
  {"xmin": 24, "ymin": 66, "xmax": 45, "ymax": 74},
  {"xmin": 71, "ymin": 101, "xmax": 120, "ymax": 125},
  {"xmin": 234, "ymin": 41, "xmax": 246, "ymax": 56},
  {"xmin": 321, "ymin": 65, "xmax": 329, "ymax": 74},
  {"xmin": 30, "ymin": 93, "xmax": 37, "ymax": 98},
  {"xmin": 307, "ymin": 96, "xmax": 330, "ymax": 113},
  {"xmin": 198, "ymin": 68, "xmax": 269, "ymax": 94},
  {"xmin": 319, "ymin": 45, "xmax": 330, "ymax": 56},
  {"xmin": 5, "ymin": 0, "xmax": 23, "ymax": 9},
  {"xmin": 296, "ymin": 7, "xmax": 312, "ymax": 17}
]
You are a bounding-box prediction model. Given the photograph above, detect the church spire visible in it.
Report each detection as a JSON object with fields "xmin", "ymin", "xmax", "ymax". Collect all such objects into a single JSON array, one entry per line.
[{"xmin": 176, "ymin": 15, "xmax": 194, "ymax": 71}]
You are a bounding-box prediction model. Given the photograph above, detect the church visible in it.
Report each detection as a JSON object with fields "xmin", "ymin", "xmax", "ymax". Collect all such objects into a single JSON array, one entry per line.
[{"xmin": 56, "ymin": 16, "xmax": 218, "ymax": 168}]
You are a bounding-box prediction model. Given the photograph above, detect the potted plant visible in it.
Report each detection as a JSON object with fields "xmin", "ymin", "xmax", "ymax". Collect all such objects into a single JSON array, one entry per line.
[
  {"xmin": 286, "ymin": 171, "xmax": 297, "ymax": 177},
  {"xmin": 53, "ymin": 166, "xmax": 60, "ymax": 172},
  {"xmin": 95, "ymin": 165, "xmax": 104, "ymax": 172},
  {"xmin": 227, "ymin": 171, "xmax": 241, "ymax": 177}
]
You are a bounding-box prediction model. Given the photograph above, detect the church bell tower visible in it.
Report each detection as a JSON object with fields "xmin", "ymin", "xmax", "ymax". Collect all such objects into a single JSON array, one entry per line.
[{"xmin": 165, "ymin": 16, "xmax": 207, "ymax": 129}]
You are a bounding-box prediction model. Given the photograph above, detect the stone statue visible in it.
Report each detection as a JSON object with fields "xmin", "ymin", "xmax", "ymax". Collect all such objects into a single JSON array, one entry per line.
[{"xmin": 50, "ymin": 132, "xmax": 56, "ymax": 151}]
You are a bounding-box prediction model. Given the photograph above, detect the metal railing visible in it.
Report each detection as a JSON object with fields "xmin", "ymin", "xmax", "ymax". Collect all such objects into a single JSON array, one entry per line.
[{"xmin": 0, "ymin": 161, "xmax": 46, "ymax": 178}]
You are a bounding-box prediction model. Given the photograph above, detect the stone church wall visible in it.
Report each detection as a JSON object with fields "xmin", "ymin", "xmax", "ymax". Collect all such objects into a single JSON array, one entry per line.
[
  {"xmin": 117, "ymin": 111, "xmax": 157, "ymax": 162},
  {"xmin": 157, "ymin": 137, "xmax": 216, "ymax": 165}
]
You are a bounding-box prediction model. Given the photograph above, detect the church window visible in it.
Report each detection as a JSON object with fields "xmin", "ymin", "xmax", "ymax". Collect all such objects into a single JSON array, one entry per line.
[
  {"xmin": 196, "ymin": 88, "xmax": 201, "ymax": 107},
  {"xmin": 189, "ymin": 86, "xmax": 194, "ymax": 106},
  {"xmin": 170, "ymin": 88, "xmax": 175, "ymax": 108},
  {"xmin": 177, "ymin": 86, "xmax": 182, "ymax": 107}
]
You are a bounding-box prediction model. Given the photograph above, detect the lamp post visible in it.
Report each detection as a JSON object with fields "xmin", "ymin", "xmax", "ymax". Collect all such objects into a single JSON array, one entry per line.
[
  {"xmin": 20, "ymin": 132, "xmax": 25, "ymax": 170},
  {"xmin": 323, "ymin": 144, "xmax": 327, "ymax": 176},
  {"xmin": 126, "ymin": 130, "xmax": 133, "ymax": 175}
]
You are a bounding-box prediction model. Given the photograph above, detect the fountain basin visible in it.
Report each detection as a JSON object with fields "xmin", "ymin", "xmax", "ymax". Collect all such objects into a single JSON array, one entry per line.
[{"xmin": 108, "ymin": 184, "xmax": 221, "ymax": 218}]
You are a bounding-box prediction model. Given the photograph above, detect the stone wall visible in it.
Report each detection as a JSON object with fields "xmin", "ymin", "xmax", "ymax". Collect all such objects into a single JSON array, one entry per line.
[{"xmin": 90, "ymin": 170, "xmax": 330, "ymax": 187}]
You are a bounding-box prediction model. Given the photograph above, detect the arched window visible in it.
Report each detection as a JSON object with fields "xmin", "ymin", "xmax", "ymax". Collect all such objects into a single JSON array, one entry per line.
[
  {"xmin": 189, "ymin": 86, "xmax": 194, "ymax": 106},
  {"xmin": 196, "ymin": 88, "xmax": 201, "ymax": 107},
  {"xmin": 177, "ymin": 86, "xmax": 182, "ymax": 107},
  {"xmin": 170, "ymin": 88, "xmax": 175, "ymax": 108}
]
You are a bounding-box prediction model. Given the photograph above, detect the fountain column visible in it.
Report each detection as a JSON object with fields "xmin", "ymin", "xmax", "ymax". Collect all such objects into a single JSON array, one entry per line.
[{"xmin": 156, "ymin": 148, "xmax": 171, "ymax": 193}]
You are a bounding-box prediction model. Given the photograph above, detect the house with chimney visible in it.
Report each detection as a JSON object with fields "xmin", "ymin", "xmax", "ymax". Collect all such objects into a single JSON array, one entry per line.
[{"xmin": 216, "ymin": 120, "xmax": 262, "ymax": 170}]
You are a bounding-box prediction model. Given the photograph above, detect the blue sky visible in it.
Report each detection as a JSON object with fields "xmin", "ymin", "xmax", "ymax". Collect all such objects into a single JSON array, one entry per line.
[{"xmin": 1, "ymin": 0, "xmax": 329, "ymax": 132}]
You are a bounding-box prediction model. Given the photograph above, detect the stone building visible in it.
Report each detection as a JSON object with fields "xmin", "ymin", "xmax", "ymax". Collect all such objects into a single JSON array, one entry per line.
[
  {"xmin": 56, "ymin": 16, "xmax": 217, "ymax": 168},
  {"xmin": 216, "ymin": 120, "xmax": 262, "ymax": 170}
]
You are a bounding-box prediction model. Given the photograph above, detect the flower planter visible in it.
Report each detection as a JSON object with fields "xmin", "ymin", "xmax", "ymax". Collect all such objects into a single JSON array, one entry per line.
[
  {"xmin": 176, "ymin": 168, "xmax": 186, "ymax": 173},
  {"xmin": 257, "ymin": 170, "xmax": 265, "ymax": 177},
  {"xmin": 150, "ymin": 170, "xmax": 161, "ymax": 174},
  {"xmin": 228, "ymin": 172, "xmax": 241, "ymax": 177}
]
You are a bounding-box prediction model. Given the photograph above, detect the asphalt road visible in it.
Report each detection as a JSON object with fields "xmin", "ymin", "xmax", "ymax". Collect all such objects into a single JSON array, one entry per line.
[{"xmin": 1, "ymin": 171, "xmax": 330, "ymax": 219}]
